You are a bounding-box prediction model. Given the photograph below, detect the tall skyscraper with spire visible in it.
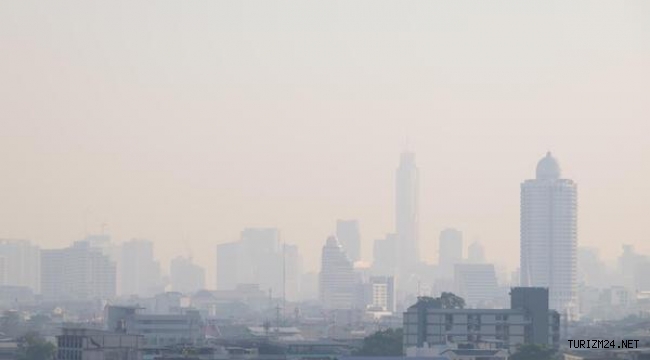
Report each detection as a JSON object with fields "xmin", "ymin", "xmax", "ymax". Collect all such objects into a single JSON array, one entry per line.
[
  {"xmin": 395, "ymin": 152, "xmax": 419, "ymax": 271},
  {"xmin": 520, "ymin": 152, "xmax": 577, "ymax": 314}
]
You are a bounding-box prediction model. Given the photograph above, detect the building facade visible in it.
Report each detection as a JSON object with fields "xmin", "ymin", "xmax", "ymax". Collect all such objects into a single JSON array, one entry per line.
[
  {"xmin": 439, "ymin": 229, "xmax": 463, "ymax": 279},
  {"xmin": 336, "ymin": 220, "xmax": 361, "ymax": 263},
  {"xmin": 319, "ymin": 236, "xmax": 355, "ymax": 310},
  {"xmin": 170, "ymin": 256, "xmax": 205, "ymax": 295},
  {"xmin": 0, "ymin": 239, "xmax": 40, "ymax": 293},
  {"xmin": 120, "ymin": 239, "xmax": 162, "ymax": 297},
  {"xmin": 520, "ymin": 152, "xmax": 577, "ymax": 314},
  {"xmin": 403, "ymin": 287, "xmax": 560, "ymax": 352}
]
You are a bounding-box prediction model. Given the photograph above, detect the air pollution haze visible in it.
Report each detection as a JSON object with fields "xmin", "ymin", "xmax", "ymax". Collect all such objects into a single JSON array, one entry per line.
[{"xmin": 1, "ymin": 1, "xmax": 650, "ymax": 289}]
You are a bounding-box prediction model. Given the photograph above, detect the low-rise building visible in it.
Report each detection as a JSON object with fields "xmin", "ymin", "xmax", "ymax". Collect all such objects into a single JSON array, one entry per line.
[{"xmin": 57, "ymin": 327, "xmax": 143, "ymax": 360}]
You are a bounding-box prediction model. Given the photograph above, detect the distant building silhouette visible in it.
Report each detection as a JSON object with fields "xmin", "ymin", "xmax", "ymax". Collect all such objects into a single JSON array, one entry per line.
[
  {"xmin": 467, "ymin": 241, "xmax": 485, "ymax": 264},
  {"xmin": 395, "ymin": 152, "xmax": 419, "ymax": 271},
  {"xmin": 319, "ymin": 236, "xmax": 354, "ymax": 309},
  {"xmin": 170, "ymin": 256, "xmax": 205, "ymax": 294},
  {"xmin": 0, "ymin": 239, "xmax": 40, "ymax": 293},
  {"xmin": 120, "ymin": 239, "xmax": 162, "ymax": 297},
  {"xmin": 439, "ymin": 228, "xmax": 463, "ymax": 279},
  {"xmin": 336, "ymin": 219, "xmax": 361, "ymax": 263},
  {"xmin": 520, "ymin": 152, "xmax": 577, "ymax": 314},
  {"xmin": 41, "ymin": 240, "xmax": 116, "ymax": 300}
]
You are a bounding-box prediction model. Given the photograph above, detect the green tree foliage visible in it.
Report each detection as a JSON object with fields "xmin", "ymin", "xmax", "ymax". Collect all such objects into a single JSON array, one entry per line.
[
  {"xmin": 509, "ymin": 344, "xmax": 557, "ymax": 360},
  {"xmin": 17, "ymin": 332, "xmax": 56, "ymax": 360},
  {"xmin": 355, "ymin": 328, "xmax": 403, "ymax": 356},
  {"xmin": 414, "ymin": 292, "xmax": 466, "ymax": 310}
]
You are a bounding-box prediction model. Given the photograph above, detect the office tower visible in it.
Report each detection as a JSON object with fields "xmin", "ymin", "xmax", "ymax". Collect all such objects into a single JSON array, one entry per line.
[
  {"xmin": 216, "ymin": 228, "xmax": 289, "ymax": 297},
  {"xmin": 41, "ymin": 241, "xmax": 116, "ymax": 300},
  {"xmin": 283, "ymin": 244, "xmax": 303, "ymax": 302},
  {"xmin": 319, "ymin": 236, "xmax": 354, "ymax": 309},
  {"xmin": 439, "ymin": 228, "xmax": 463, "ymax": 279},
  {"xmin": 520, "ymin": 152, "xmax": 577, "ymax": 313},
  {"xmin": 336, "ymin": 220, "xmax": 361, "ymax": 262},
  {"xmin": 120, "ymin": 239, "xmax": 162, "ymax": 297},
  {"xmin": 216, "ymin": 241, "xmax": 241, "ymax": 290},
  {"xmin": 372, "ymin": 233, "xmax": 398, "ymax": 276},
  {"xmin": 369, "ymin": 276, "xmax": 396, "ymax": 312},
  {"xmin": 467, "ymin": 241, "xmax": 485, "ymax": 264},
  {"xmin": 578, "ymin": 247, "xmax": 608, "ymax": 289},
  {"xmin": 0, "ymin": 239, "xmax": 40, "ymax": 292},
  {"xmin": 395, "ymin": 152, "xmax": 419, "ymax": 271},
  {"xmin": 170, "ymin": 257, "xmax": 205, "ymax": 294},
  {"xmin": 454, "ymin": 263, "xmax": 498, "ymax": 307}
]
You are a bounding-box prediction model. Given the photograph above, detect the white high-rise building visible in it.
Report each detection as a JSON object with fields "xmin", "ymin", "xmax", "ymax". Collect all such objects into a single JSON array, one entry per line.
[
  {"xmin": 120, "ymin": 239, "xmax": 162, "ymax": 297},
  {"xmin": 0, "ymin": 239, "xmax": 40, "ymax": 293},
  {"xmin": 41, "ymin": 241, "xmax": 116, "ymax": 300},
  {"xmin": 395, "ymin": 152, "xmax": 419, "ymax": 271},
  {"xmin": 520, "ymin": 152, "xmax": 577, "ymax": 313},
  {"xmin": 319, "ymin": 236, "xmax": 354, "ymax": 310}
]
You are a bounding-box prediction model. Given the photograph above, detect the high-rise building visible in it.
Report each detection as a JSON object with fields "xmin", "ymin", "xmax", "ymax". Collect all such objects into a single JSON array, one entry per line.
[
  {"xmin": 41, "ymin": 241, "xmax": 116, "ymax": 300},
  {"xmin": 216, "ymin": 228, "xmax": 291, "ymax": 298},
  {"xmin": 369, "ymin": 276, "xmax": 396, "ymax": 312},
  {"xmin": 319, "ymin": 236, "xmax": 354, "ymax": 310},
  {"xmin": 439, "ymin": 228, "xmax": 463, "ymax": 279},
  {"xmin": 372, "ymin": 233, "xmax": 398, "ymax": 276},
  {"xmin": 336, "ymin": 220, "xmax": 361, "ymax": 262},
  {"xmin": 520, "ymin": 152, "xmax": 577, "ymax": 313},
  {"xmin": 395, "ymin": 152, "xmax": 419, "ymax": 271},
  {"xmin": 283, "ymin": 244, "xmax": 303, "ymax": 302},
  {"xmin": 454, "ymin": 263, "xmax": 498, "ymax": 307},
  {"xmin": 467, "ymin": 241, "xmax": 486, "ymax": 264},
  {"xmin": 170, "ymin": 257, "xmax": 205, "ymax": 294},
  {"xmin": 120, "ymin": 239, "xmax": 162, "ymax": 297},
  {"xmin": 0, "ymin": 239, "xmax": 40, "ymax": 293}
]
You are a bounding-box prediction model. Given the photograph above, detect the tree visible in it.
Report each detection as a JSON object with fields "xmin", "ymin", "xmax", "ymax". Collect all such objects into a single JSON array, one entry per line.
[
  {"xmin": 355, "ymin": 328, "xmax": 403, "ymax": 356},
  {"xmin": 413, "ymin": 293, "xmax": 466, "ymax": 310},
  {"xmin": 509, "ymin": 344, "xmax": 557, "ymax": 360},
  {"xmin": 0, "ymin": 310, "xmax": 24, "ymax": 338},
  {"xmin": 17, "ymin": 332, "xmax": 56, "ymax": 360}
]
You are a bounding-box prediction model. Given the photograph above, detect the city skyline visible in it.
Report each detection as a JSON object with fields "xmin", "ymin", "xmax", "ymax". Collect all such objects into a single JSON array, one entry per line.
[{"xmin": 2, "ymin": 1, "xmax": 650, "ymax": 286}]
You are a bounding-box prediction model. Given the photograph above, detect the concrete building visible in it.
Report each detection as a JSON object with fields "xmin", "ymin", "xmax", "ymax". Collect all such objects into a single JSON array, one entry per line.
[
  {"xmin": 439, "ymin": 229, "xmax": 463, "ymax": 279},
  {"xmin": 520, "ymin": 152, "xmax": 578, "ymax": 314},
  {"xmin": 395, "ymin": 152, "xmax": 419, "ymax": 272},
  {"xmin": 467, "ymin": 242, "xmax": 485, "ymax": 264},
  {"xmin": 319, "ymin": 236, "xmax": 355, "ymax": 310},
  {"xmin": 336, "ymin": 220, "xmax": 361, "ymax": 263},
  {"xmin": 170, "ymin": 256, "xmax": 205, "ymax": 295},
  {"xmin": 216, "ymin": 228, "xmax": 296, "ymax": 299},
  {"xmin": 120, "ymin": 239, "xmax": 162, "ymax": 297},
  {"xmin": 0, "ymin": 239, "xmax": 40, "ymax": 293},
  {"xmin": 372, "ymin": 233, "xmax": 398, "ymax": 276},
  {"xmin": 57, "ymin": 327, "xmax": 143, "ymax": 360},
  {"xmin": 283, "ymin": 244, "xmax": 303, "ymax": 302},
  {"xmin": 368, "ymin": 276, "xmax": 396, "ymax": 312},
  {"xmin": 41, "ymin": 241, "xmax": 116, "ymax": 300},
  {"xmin": 454, "ymin": 264, "xmax": 498, "ymax": 308},
  {"xmin": 105, "ymin": 305, "xmax": 203, "ymax": 347},
  {"xmin": 403, "ymin": 287, "xmax": 560, "ymax": 352}
]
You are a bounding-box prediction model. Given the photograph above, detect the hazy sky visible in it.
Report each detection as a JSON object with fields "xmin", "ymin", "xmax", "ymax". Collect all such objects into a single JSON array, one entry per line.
[{"xmin": 1, "ymin": 1, "xmax": 649, "ymax": 285}]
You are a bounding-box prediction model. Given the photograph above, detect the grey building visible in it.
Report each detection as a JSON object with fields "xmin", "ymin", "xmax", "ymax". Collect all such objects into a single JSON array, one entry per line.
[
  {"xmin": 403, "ymin": 287, "xmax": 560, "ymax": 352},
  {"xmin": 439, "ymin": 228, "xmax": 463, "ymax": 279},
  {"xmin": 57, "ymin": 327, "xmax": 143, "ymax": 360},
  {"xmin": 336, "ymin": 220, "xmax": 361, "ymax": 263}
]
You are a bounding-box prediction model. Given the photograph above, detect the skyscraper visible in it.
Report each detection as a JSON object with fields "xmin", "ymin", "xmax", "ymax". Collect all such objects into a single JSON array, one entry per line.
[
  {"xmin": 0, "ymin": 239, "xmax": 40, "ymax": 293},
  {"xmin": 467, "ymin": 241, "xmax": 486, "ymax": 264},
  {"xmin": 395, "ymin": 152, "xmax": 419, "ymax": 270},
  {"xmin": 319, "ymin": 236, "xmax": 354, "ymax": 310},
  {"xmin": 41, "ymin": 241, "xmax": 116, "ymax": 300},
  {"xmin": 120, "ymin": 239, "xmax": 162, "ymax": 297},
  {"xmin": 439, "ymin": 228, "xmax": 463, "ymax": 279},
  {"xmin": 336, "ymin": 219, "xmax": 361, "ymax": 262},
  {"xmin": 520, "ymin": 152, "xmax": 577, "ymax": 313}
]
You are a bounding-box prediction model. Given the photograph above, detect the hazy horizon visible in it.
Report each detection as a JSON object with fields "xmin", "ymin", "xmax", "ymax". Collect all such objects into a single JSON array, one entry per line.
[{"xmin": 2, "ymin": 1, "xmax": 650, "ymax": 286}]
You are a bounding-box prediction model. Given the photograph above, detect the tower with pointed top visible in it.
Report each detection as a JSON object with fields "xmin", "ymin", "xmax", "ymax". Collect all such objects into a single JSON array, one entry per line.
[
  {"xmin": 395, "ymin": 152, "xmax": 420, "ymax": 272},
  {"xmin": 520, "ymin": 152, "xmax": 577, "ymax": 314}
]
